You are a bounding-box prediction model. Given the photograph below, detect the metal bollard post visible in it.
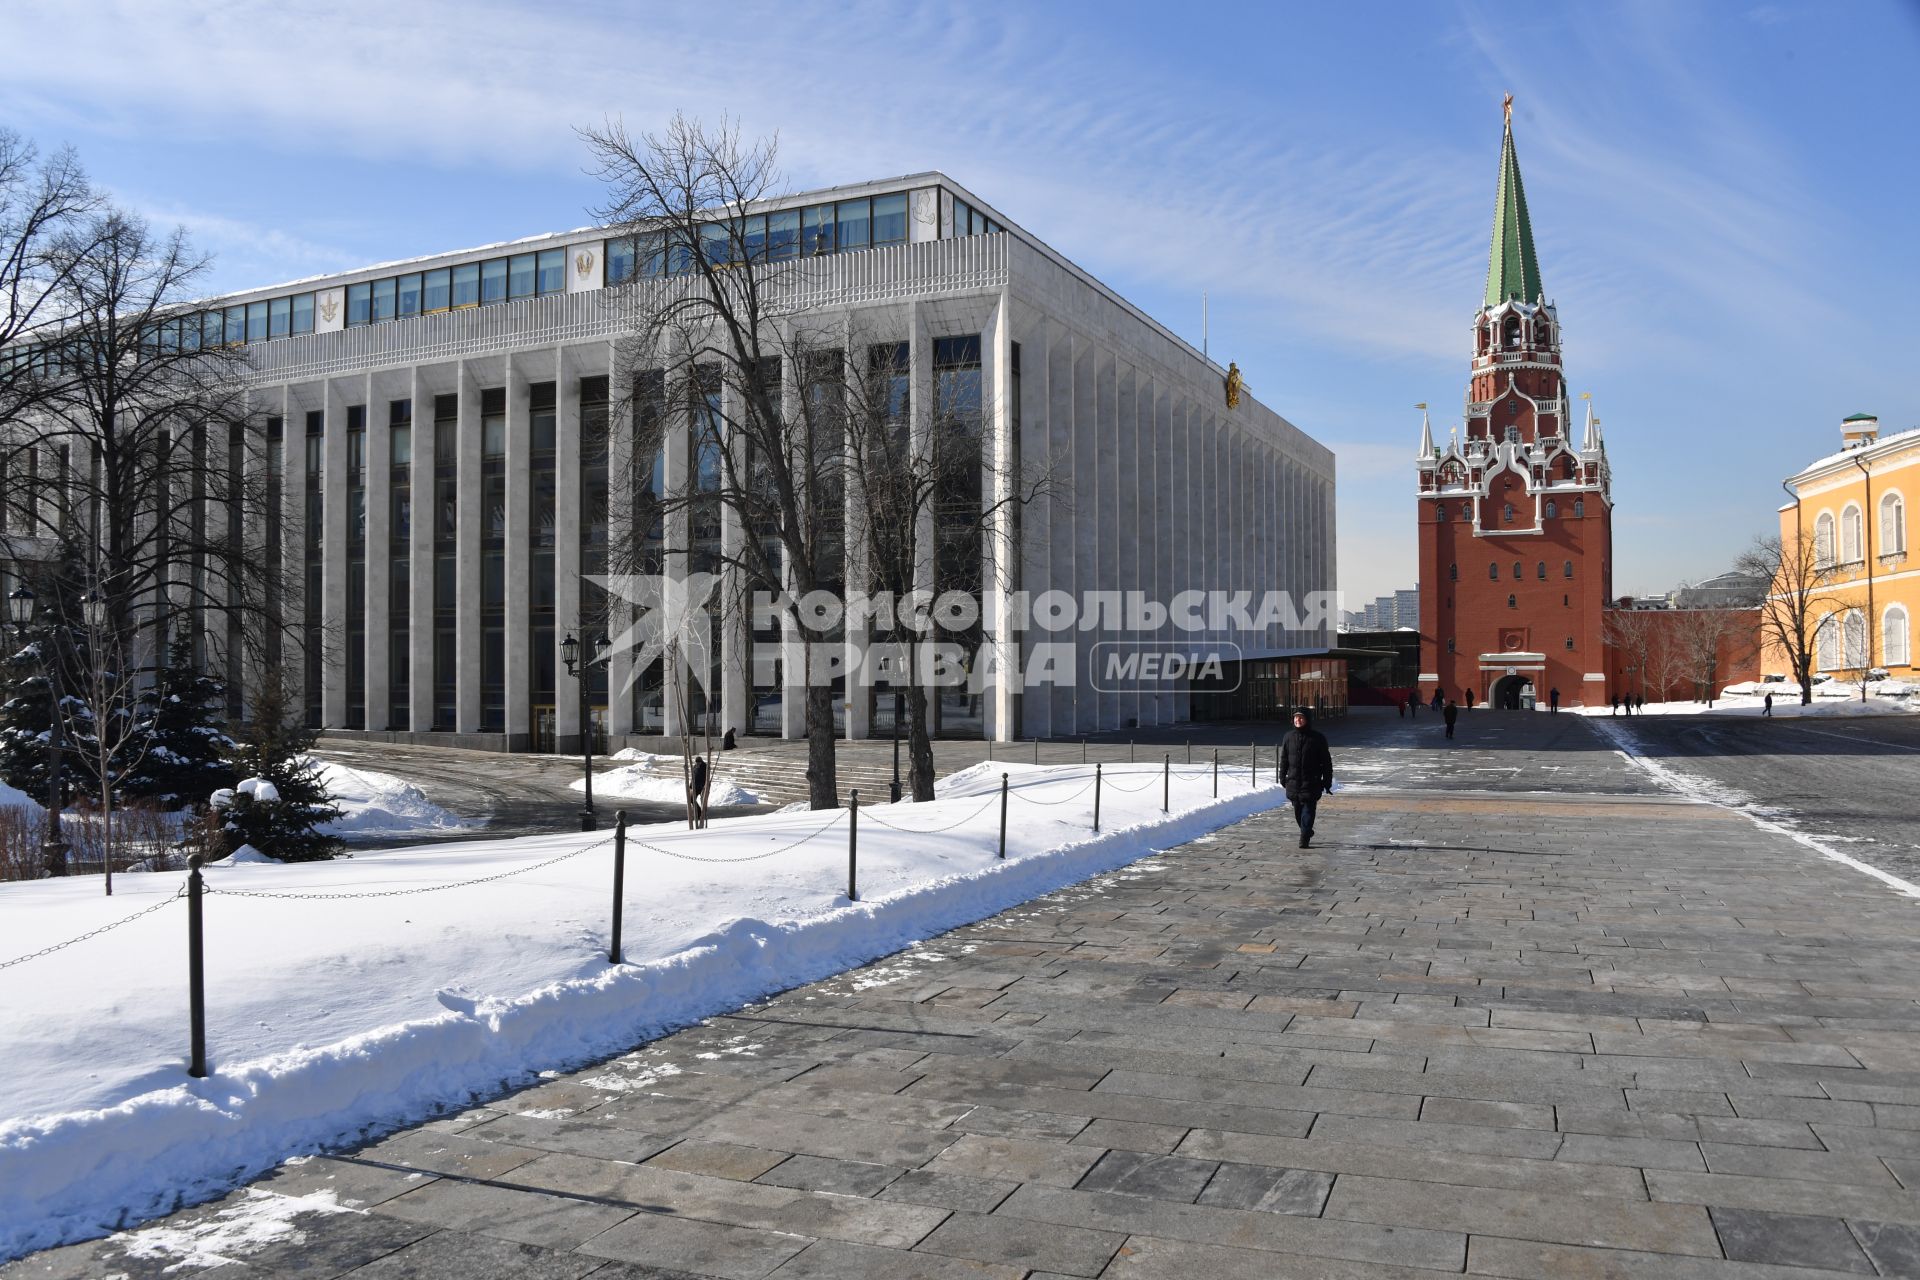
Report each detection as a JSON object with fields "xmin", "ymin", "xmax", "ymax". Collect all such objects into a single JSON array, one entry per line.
[
  {"xmin": 1251, "ymin": 740, "xmax": 1257, "ymax": 789},
  {"xmin": 848, "ymin": 789, "xmax": 859, "ymax": 902},
  {"xmin": 1275, "ymin": 743, "xmax": 1281, "ymax": 785},
  {"xmin": 1213, "ymin": 749, "xmax": 1219, "ymax": 798},
  {"xmin": 1186, "ymin": 739, "xmax": 1191, "ymax": 764},
  {"xmin": 999, "ymin": 773, "xmax": 1009, "ymax": 859},
  {"xmin": 1093, "ymin": 763, "xmax": 1102, "ymax": 832},
  {"xmin": 1033, "ymin": 739, "xmax": 1039, "ymax": 764},
  {"xmin": 988, "ymin": 738, "xmax": 993, "ymax": 762},
  {"xmin": 1163, "ymin": 755, "xmax": 1170, "ymax": 813},
  {"xmin": 187, "ymin": 855, "xmax": 208, "ymax": 1079},
  {"xmin": 610, "ymin": 810, "xmax": 627, "ymax": 964},
  {"xmin": 1082, "ymin": 737, "xmax": 1087, "ymax": 764},
  {"xmin": 1130, "ymin": 739, "xmax": 1135, "ymax": 764}
]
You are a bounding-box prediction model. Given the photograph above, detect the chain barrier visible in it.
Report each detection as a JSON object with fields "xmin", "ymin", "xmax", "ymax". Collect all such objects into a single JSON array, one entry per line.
[
  {"xmin": 205, "ymin": 836, "xmax": 617, "ymax": 900},
  {"xmin": 635, "ymin": 809, "xmax": 847, "ymax": 863},
  {"xmin": 860, "ymin": 794, "xmax": 1000, "ymax": 834},
  {"xmin": 0, "ymin": 884, "xmax": 186, "ymax": 971},
  {"xmin": 1007, "ymin": 775, "xmax": 1100, "ymax": 806},
  {"xmin": 1098, "ymin": 771, "xmax": 1165, "ymax": 794}
]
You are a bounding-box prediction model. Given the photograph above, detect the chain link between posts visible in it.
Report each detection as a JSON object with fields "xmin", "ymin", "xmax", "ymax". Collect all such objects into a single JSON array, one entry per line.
[
  {"xmin": 0, "ymin": 884, "xmax": 186, "ymax": 971},
  {"xmin": 205, "ymin": 835, "xmax": 618, "ymax": 900},
  {"xmin": 632, "ymin": 808, "xmax": 848, "ymax": 863},
  {"xmin": 860, "ymin": 794, "xmax": 1001, "ymax": 834}
]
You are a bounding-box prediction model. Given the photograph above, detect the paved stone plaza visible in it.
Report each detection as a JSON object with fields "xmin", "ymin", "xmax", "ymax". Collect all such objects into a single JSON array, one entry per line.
[{"xmin": 12, "ymin": 714, "xmax": 1920, "ymax": 1278}]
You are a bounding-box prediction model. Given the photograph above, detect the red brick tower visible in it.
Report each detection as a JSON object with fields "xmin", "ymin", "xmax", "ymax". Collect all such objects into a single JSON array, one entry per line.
[{"xmin": 1416, "ymin": 100, "xmax": 1613, "ymax": 709}]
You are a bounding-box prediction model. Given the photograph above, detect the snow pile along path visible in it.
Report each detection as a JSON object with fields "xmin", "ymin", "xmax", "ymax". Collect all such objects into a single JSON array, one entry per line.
[
  {"xmin": 310, "ymin": 757, "xmax": 471, "ymax": 839},
  {"xmin": 1591, "ymin": 717, "xmax": 1920, "ymax": 903},
  {"xmin": 571, "ymin": 759, "xmax": 762, "ymax": 807},
  {"xmin": 0, "ymin": 759, "xmax": 1286, "ymax": 1260}
]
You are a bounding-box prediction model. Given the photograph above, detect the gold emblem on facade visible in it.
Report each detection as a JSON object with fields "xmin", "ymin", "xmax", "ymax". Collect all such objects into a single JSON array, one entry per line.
[
  {"xmin": 318, "ymin": 291, "xmax": 339, "ymax": 324},
  {"xmin": 1224, "ymin": 362, "xmax": 1245, "ymax": 410},
  {"xmin": 575, "ymin": 250, "xmax": 594, "ymax": 279}
]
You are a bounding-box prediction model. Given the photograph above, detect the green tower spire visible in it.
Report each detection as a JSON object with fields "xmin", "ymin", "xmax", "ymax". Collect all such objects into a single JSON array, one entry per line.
[{"xmin": 1484, "ymin": 97, "xmax": 1543, "ymax": 307}]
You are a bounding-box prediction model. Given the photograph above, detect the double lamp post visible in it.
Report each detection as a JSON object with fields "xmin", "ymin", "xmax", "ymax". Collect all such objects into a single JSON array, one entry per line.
[
  {"xmin": 560, "ymin": 630, "xmax": 609, "ymax": 832},
  {"xmin": 7, "ymin": 584, "xmax": 107, "ymax": 876}
]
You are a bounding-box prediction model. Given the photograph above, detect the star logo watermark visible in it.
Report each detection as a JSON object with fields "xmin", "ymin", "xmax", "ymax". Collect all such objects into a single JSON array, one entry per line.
[{"xmin": 590, "ymin": 572, "xmax": 719, "ymax": 700}]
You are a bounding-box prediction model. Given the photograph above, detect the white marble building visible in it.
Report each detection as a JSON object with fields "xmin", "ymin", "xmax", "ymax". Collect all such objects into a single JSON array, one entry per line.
[{"xmin": 190, "ymin": 173, "xmax": 1335, "ymax": 748}]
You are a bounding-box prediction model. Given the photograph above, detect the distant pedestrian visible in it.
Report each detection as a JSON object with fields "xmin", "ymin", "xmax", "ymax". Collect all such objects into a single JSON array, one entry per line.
[
  {"xmin": 1465, "ymin": 688, "xmax": 1476, "ymax": 711},
  {"xmin": 1764, "ymin": 691, "xmax": 1774, "ymax": 717},
  {"xmin": 1431, "ymin": 689, "xmax": 1443, "ymax": 713},
  {"xmin": 1549, "ymin": 687, "xmax": 1560, "ymax": 714},
  {"xmin": 1408, "ymin": 696, "xmax": 1417, "ymax": 719},
  {"xmin": 1279, "ymin": 706, "xmax": 1334, "ymax": 850},
  {"xmin": 1397, "ymin": 698, "xmax": 1405, "ymax": 719},
  {"xmin": 1611, "ymin": 694, "xmax": 1619, "ymax": 716},
  {"xmin": 1443, "ymin": 699, "xmax": 1459, "ymax": 740},
  {"xmin": 689, "ymin": 754, "xmax": 710, "ymax": 827},
  {"xmin": 1635, "ymin": 694, "xmax": 1645, "ymax": 714}
]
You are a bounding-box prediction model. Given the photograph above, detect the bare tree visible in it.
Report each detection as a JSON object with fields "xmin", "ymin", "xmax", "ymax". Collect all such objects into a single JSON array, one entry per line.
[
  {"xmin": 583, "ymin": 114, "xmax": 858, "ymax": 810},
  {"xmin": 0, "ymin": 128, "xmax": 100, "ymax": 433},
  {"xmin": 842, "ymin": 327, "xmax": 1052, "ymax": 801},
  {"xmin": 13, "ymin": 207, "xmax": 293, "ymax": 697},
  {"xmin": 1735, "ymin": 531, "xmax": 1834, "ymax": 706},
  {"xmin": 63, "ymin": 584, "xmax": 152, "ymax": 895},
  {"xmin": 1670, "ymin": 608, "xmax": 1758, "ymax": 705},
  {"xmin": 1601, "ymin": 608, "xmax": 1655, "ymax": 704}
]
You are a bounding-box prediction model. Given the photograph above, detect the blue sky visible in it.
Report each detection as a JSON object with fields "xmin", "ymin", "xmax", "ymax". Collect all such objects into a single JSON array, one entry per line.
[{"xmin": 4, "ymin": 1, "xmax": 1916, "ymax": 608}]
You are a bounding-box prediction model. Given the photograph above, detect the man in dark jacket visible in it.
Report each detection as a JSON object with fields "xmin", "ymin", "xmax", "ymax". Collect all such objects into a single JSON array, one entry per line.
[
  {"xmin": 1548, "ymin": 687, "xmax": 1560, "ymax": 714},
  {"xmin": 1443, "ymin": 698, "xmax": 1459, "ymax": 740},
  {"xmin": 1279, "ymin": 706, "xmax": 1333, "ymax": 849}
]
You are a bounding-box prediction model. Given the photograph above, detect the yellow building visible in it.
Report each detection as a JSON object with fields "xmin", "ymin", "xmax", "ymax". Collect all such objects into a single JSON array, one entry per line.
[{"xmin": 1774, "ymin": 415, "xmax": 1916, "ymax": 680}]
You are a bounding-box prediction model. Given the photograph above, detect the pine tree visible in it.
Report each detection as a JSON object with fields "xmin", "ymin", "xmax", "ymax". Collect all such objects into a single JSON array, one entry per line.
[
  {"xmin": 121, "ymin": 633, "xmax": 238, "ymax": 809},
  {"xmin": 219, "ymin": 677, "xmax": 342, "ymax": 862}
]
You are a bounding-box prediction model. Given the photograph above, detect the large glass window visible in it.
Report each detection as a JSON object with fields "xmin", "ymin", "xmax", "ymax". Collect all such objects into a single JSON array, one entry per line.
[
  {"xmin": 802, "ymin": 204, "xmax": 834, "ymax": 256},
  {"xmin": 451, "ymin": 262, "xmax": 480, "ymax": 308},
  {"xmin": 480, "ymin": 258, "xmax": 507, "ymax": 305},
  {"xmin": 371, "ymin": 277, "xmax": 396, "ymax": 323},
  {"xmin": 700, "ymin": 221, "xmax": 731, "ymax": 267},
  {"xmin": 871, "ymin": 193, "xmax": 907, "ymax": 246},
  {"xmin": 345, "ymin": 282, "xmax": 371, "ymax": 327},
  {"xmin": 423, "ymin": 268, "xmax": 451, "ymax": 312},
  {"xmin": 836, "ymin": 199, "xmax": 870, "ymax": 251},
  {"xmin": 606, "ymin": 237, "xmax": 635, "ymax": 284},
  {"xmin": 536, "ymin": 248, "xmax": 565, "ymax": 294},
  {"xmin": 225, "ymin": 306, "xmax": 246, "ymax": 345},
  {"xmin": 508, "ymin": 253, "xmax": 536, "ymax": 299},
  {"xmin": 268, "ymin": 296, "xmax": 291, "ymax": 339},
  {"xmin": 246, "ymin": 301, "xmax": 268, "ymax": 343},
  {"xmin": 767, "ymin": 210, "xmax": 799, "ymax": 260},
  {"xmin": 397, "ymin": 273, "xmax": 422, "ymax": 317},
  {"xmin": 291, "ymin": 292, "xmax": 314, "ymax": 334}
]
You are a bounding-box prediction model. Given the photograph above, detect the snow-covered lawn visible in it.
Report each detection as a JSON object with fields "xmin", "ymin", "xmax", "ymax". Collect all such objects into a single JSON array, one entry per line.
[
  {"xmin": 0, "ymin": 760, "xmax": 1285, "ymax": 1260},
  {"xmin": 308, "ymin": 758, "xmax": 470, "ymax": 840},
  {"xmin": 570, "ymin": 758, "xmax": 762, "ymax": 807},
  {"xmin": 1571, "ymin": 690, "xmax": 1919, "ymax": 719}
]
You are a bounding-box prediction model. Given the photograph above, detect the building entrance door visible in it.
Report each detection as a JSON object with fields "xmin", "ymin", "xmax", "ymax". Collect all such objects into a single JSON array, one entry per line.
[
  {"xmin": 533, "ymin": 706, "xmax": 557, "ymax": 753},
  {"xmin": 1491, "ymin": 674, "xmax": 1532, "ymax": 710}
]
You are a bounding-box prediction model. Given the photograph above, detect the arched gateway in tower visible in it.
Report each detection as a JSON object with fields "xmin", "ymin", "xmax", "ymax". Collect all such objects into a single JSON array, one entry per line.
[{"xmin": 1415, "ymin": 102, "xmax": 1614, "ymax": 708}]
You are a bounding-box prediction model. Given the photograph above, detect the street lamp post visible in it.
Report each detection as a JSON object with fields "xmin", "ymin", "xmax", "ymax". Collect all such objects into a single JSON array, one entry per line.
[
  {"xmin": 890, "ymin": 687, "xmax": 902, "ymax": 803},
  {"xmin": 561, "ymin": 631, "xmax": 610, "ymax": 832},
  {"xmin": 7, "ymin": 586, "xmax": 70, "ymax": 876}
]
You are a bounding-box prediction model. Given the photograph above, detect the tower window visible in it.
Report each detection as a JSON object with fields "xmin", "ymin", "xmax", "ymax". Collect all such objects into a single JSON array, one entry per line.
[
  {"xmin": 1563, "ymin": 560, "xmax": 1573, "ymax": 578},
  {"xmin": 1447, "ymin": 638, "xmax": 1456, "ymax": 653},
  {"xmin": 1504, "ymin": 317, "xmax": 1521, "ymax": 349},
  {"xmin": 1537, "ymin": 561, "xmax": 1546, "ymax": 580},
  {"xmin": 1565, "ymin": 637, "xmax": 1575, "ymax": 650},
  {"xmin": 1505, "ymin": 426, "xmax": 1520, "ymax": 444},
  {"xmin": 1489, "ymin": 562, "xmax": 1499, "ymax": 580},
  {"xmin": 1503, "ymin": 502, "xmax": 1514, "ymax": 522},
  {"xmin": 1574, "ymin": 498, "xmax": 1584, "ymax": 517},
  {"xmin": 1514, "ymin": 561, "xmax": 1523, "ymax": 579},
  {"xmin": 1545, "ymin": 500, "xmax": 1557, "ymax": 518},
  {"xmin": 1461, "ymin": 502, "xmax": 1473, "ymax": 521},
  {"xmin": 1563, "ymin": 594, "xmax": 1569, "ymax": 606},
  {"xmin": 1508, "ymin": 594, "xmax": 1517, "ymax": 609},
  {"xmin": 1449, "ymin": 563, "xmax": 1458, "ymax": 581}
]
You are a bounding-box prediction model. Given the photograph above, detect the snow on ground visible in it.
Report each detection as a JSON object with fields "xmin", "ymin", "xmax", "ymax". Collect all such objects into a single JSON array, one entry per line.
[
  {"xmin": 1572, "ymin": 689, "xmax": 1919, "ymax": 719},
  {"xmin": 309, "ymin": 757, "xmax": 471, "ymax": 840},
  {"xmin": 571, "ymin": 759, "xmax": 761, "ymax": 807},
  {"xmin": 0, "ymin": 781, "xmax": 41, "ymax": 813},
  {"xmin": 1591, "ymin": 717, "xmax": 1920, "ymax": 905},
  {"xmin": 0, "ymin": 760, "xmax": 1285, "ymax": 1260}
]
